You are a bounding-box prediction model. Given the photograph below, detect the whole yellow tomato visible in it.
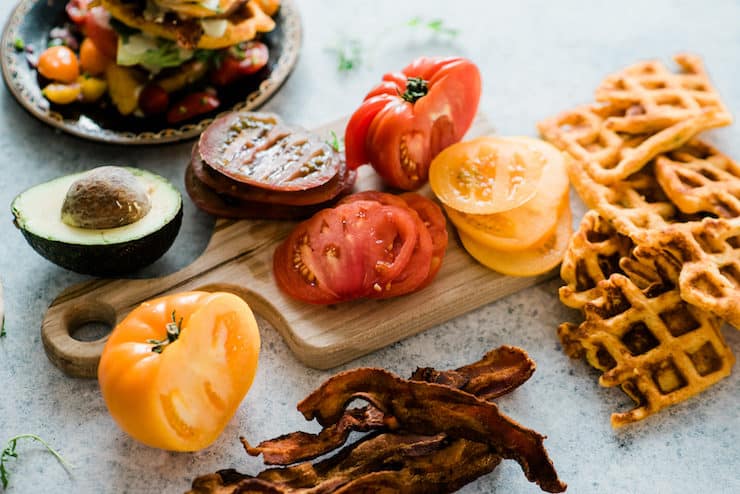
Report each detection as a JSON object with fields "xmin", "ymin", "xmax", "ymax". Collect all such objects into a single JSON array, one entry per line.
[{"xmin": 98, "ymin": 291, "xmax": 260, "ymax": 451}]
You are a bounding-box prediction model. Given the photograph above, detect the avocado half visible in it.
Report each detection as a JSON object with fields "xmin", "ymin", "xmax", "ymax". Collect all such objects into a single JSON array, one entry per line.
[{"xmin": 12, "ymin": 168, "xmax": 183, "ymax": 276}]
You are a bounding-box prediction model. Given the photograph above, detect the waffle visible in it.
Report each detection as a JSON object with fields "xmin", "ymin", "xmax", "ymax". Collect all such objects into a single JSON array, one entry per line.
[
  {"xmin": 566, "ymin": 156, "xmax": 678, "ymax": 240},
  {"xmin": 594, "ymin": 54, "xmax": 733, "ymax": 135},
  {"xmin": 560, "ymin": 211, "xmax": 632, "ymax": 311},
  {"xmin": 558, "ymin": 244, "xmax": 735, "ymax": 427},
  {"xmin": 645, "ymin": 218, "xmax": 740, "ymax": 329},
  {"xmin": 537, "ymin": 102, "xmax": 715, "ymax": 185},
  {"xmin": 655, "ymin": 140, "xmax": 740, "ymax": 218}
]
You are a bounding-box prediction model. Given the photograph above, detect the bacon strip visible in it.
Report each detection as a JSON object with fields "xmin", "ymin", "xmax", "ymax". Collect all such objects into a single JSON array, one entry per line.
[
  {"xmin": 298, "ymin": 369, "xmax": 565, "ymax": 493},
  {"xmin": 244, "ymin": 346, "xmax": 535, "ymax": 465},
  {"xmin": 189, "ymin": 433, "xmax": 501, "ymax": 494}
]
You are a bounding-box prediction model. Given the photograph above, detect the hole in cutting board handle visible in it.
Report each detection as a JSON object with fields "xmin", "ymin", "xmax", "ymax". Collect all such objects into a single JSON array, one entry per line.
[{"xmin": 65, "ymin": 302, "xmax": 117, "ymax": 343}]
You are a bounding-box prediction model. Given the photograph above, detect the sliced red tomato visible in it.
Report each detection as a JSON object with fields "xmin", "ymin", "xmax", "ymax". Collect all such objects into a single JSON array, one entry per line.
[
  {"xmin": 199, "ymin": 112, "xmax": 341, "ymax": 192},
  {"xmin": 273, "ymin": 201, "xmax": 420, "ymax": 304},
  {"xmin": 190, "ymin": 144, "xmax": 355, "ymax": 206},
  {"xmin": 211, "ymin": 41, "xmax": 269, "ymax": 86},
  {"xmin": 84, "ymin": 7, "xmax": 118, "ymax": 59},
  {"xmin": 345, "ymin": 57, "xmax": 481, "ymax": 190},
  {"xmin": 399, "ymin": 192, "xmax": 448, "ymax": 286}
]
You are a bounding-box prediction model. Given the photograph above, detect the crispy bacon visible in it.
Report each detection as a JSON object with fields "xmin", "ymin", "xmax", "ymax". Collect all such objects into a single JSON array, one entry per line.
[
  {"xmin": 187, "ymin": 347, "xmax": 566, "ymax": 494},
  {"xmin": 244, "ymin": 346, "xmax": 535, "ymax": 465},
  {"xmin": 298, "ymin": 369, "xmax": 565, "ymax": 493},
  {"xmin": 189, "ymin": 433, "xmax": 501, "ymax": 494}
]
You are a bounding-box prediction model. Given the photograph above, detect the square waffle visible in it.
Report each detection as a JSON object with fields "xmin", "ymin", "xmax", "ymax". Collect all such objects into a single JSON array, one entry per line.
[
  {"xmin": 594, "ymin": 53, "xmax": 733, "ymax": 135},
  {"xmin": 655, "ymin": 140, "xmax": 740, "ymax": 218},
  {"xmin": 558, "ymin": 214, "xmax": 735, "ymax": 427}
]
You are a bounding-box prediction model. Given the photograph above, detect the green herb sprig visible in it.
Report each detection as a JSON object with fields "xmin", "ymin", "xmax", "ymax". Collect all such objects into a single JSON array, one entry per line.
[
  {"xmin": 327, "ymin": 37, "xmax": 362, "ymax": 72},
  {"xmin": 407, "ymin": 17, "xmax": 460, "ymax": 37},
  {"xmin": 327, "ymin": 131, "xmax": 344, "ymax": 153},
  {"xmin": 1, "ymin": 434, "xmax": 72, "ymax": 489}
]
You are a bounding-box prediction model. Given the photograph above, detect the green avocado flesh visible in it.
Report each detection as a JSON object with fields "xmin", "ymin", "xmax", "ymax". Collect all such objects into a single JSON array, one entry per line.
[{"xmin": 12, "ymin": 168, "xmax": 183, "ymax": 276}]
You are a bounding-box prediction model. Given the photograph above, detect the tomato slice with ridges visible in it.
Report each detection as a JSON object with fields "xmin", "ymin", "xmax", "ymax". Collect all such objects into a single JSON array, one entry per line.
[
  {"xmin": 274, "ymin": 201, "xmax": 420, "ymax": 304},
  {"xmin": 191, "ymin": 144, "xmax": 354, "ymax": 206},
  {"xmin": 200, "ymin": 112, "xmax": 341, "ymax": 191},
  {"xmin": 429, "ymin": 136, "xmax": 547, "ymax": 215}
]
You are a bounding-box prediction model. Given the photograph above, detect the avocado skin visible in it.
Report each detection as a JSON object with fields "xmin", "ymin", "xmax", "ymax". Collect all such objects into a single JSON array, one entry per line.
[{"xmin": 18, "ymin": 206, "xmax": 183, "ymax": 276}]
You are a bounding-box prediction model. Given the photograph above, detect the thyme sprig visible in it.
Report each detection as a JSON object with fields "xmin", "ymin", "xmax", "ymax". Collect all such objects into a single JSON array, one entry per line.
[
  {"xmin": 407, "ymin": 17, "xmax": 460, "ymax": 37},
  {"xmin": 1, "ymin": 434, "xmax": 72, "ymax": 489},
  {"xmin": 327, "ymin": 37, "xmax": 362, "ymax": 72}
]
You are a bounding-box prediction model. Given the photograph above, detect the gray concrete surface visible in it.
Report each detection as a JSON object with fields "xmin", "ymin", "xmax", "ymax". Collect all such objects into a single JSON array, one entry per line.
[{"xmin": 1, "ymin": 1, "xmax": 739, "ymax": 492}]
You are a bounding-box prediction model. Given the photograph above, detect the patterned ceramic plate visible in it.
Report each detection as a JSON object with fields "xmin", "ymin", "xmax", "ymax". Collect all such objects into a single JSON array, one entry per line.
[{"xmin": 1, "ymin": 0, "xmax": 301, "ymax": 144}]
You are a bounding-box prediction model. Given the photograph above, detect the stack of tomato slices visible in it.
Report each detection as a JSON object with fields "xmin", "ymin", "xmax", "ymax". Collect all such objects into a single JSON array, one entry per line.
[
  {"xmin": 273, "ymin": 191, "xmax": 448, "ymax": 304},
  {"xmin": 430, "ymin": 136, "xmax": 572, "ymax": 276},
  {"xmin": 186, "ymin": 111, "xmax": 356, "ymax": 219}
]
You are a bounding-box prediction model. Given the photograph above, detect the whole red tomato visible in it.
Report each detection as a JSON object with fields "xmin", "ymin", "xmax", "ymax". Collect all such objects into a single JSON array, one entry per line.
[{"xmin": 344, "ymin": 57, "xmax": 481, "ymax": 190}]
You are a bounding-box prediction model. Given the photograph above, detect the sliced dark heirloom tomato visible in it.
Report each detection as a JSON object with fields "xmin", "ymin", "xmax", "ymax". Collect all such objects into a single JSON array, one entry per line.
[
  {"xmin": 190, "ymin": 144, "xmax": 355, "ymax": 206},
  {"xmin": 273, "ymin": 201, "xmax": 420, "ymax": 304},
  {"xmin": 399, "ymin": 192, "xmax": 448, "ymax": 287},
  {"xmin": 337, "ymin": 191, "xmax": 433, "ymax": 298},
  {"xmin": 344, "ymin": 57, "xmax": 482, "ymax": 190},
  {"xmin": 199, "ymin": 112, "xmax": 341, "ymax": 192},
  {"xmin": 185, "ymin": 164, "xmax": 341, "ymax": 220}
]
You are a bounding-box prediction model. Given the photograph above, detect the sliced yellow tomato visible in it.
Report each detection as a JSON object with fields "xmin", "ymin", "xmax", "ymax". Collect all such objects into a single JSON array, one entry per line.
[
  {"xmin": 42, "ymin": 83, "xmax": 81, "ymax": 104},
  {"xmin": 429, "ymin": 136, "xmax": 546, "ymax": 214},
  {"xmin": 105, "ymin": 64, "xmax": 144, "ymax": 115},
  {"xmin": 444, "ymin": 137, "xmax": 569, "ymax": 251},
  {"xmin": 78, "ymin": 75, "xmax": 108, "ymax": 103},
  {"xmin": 459, "ymin": 204, "xmax": 573, "ymax": 277}
]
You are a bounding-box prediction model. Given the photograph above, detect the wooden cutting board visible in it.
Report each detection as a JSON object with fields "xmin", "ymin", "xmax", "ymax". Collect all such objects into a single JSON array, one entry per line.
[{"xmin": 41, "ymin": 115, "xmax": 554, "ymax": 378}]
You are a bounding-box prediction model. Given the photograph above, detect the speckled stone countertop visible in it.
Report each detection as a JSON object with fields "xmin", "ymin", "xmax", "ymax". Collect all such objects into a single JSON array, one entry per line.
[{"xmin": 1, "ymin": 1, "xmax": 738, "ymax": 492}]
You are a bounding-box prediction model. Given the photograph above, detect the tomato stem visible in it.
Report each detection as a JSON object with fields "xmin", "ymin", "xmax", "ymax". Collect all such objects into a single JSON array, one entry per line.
[
  {"xmin": 401, "ymin": 77, "xmax": 429, "ymax": 103},
  {"xmin": 147, "ymin": 311, "xmax": 182, "ymax": 353}
]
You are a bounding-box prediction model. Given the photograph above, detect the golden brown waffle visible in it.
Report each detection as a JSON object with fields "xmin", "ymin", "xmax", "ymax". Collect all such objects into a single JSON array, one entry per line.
[
  {"xmin": 559, "ymin": 247, "xmax": 734, "ymax": 428},
  {"xmin": 595, "ymin": 54, "xmax": 733, "ymax": 135},
  {"xmin": 560, "ymin": 211, "xmax": 632, "ymax": 311},
  {"xmin": 655, "ymin": 140, "xmax": 740, "ymax": 218},
  {"xmin": 537, "ymin": 102, "xmax": 714, "ymax": 184},
  {"xmin": 566, "ymin": 157, "xmax": 678, "ymax": 240},
  {"xmin": 645, "ymin": 218, "xmax": 740, "ymax": 329}
]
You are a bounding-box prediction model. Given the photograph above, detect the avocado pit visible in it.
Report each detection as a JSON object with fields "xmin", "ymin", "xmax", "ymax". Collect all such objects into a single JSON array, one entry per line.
[{"xmin": 61, "ymin": 166, "xmax": 152, "ymax": 229}]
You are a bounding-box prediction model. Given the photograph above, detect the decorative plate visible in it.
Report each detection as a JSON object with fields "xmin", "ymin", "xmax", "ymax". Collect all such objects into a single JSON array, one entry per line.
[{"xmin": 1, "ymin": 0, "xmax": 301, "ymax": 144}]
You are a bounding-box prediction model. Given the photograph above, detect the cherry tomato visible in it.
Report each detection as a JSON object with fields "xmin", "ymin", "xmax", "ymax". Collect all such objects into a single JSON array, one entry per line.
[
  {"xmin": 139, "ymin": 84, "xmax": 170, "ymax": 116},
  {"xmin": 38, "ymin": 46, "xmax": 79, "ymax": 84},
  {"xmin": 79, "ymin": 37, "xmax": 110, "ymax": 76},
  {"xmin": 459, "ymin": 205, "xmax": 573, "ymax": 277},
  {"xmin": 167, "ymin": 92, "xmax": 220, "ymax": 124},
  {"xmin": 98, "ymin": 291, "xmax": 261, "ymax": 451},
  {"xmin": 65, "ymin": 0, "xmax": 92, "ymax": 25},
  {"xmin": 84, "ymin": 6, "xmax": 118, "ymax": 59},
  {"xmin": 273, "ymin": 201, "xmax": 420, "ymax": 304},
  {"xmin": 429, "ymin": 136, "xmax": 546, "ymax": 215},
  {"xmin": 211, "ymin": 41, "xmax": 269, "ymax": 86},
  {"xmin": 345, "ymin": 57, "xmax": 481, "ymax": 190},
  {"xmin": 443, "ymin": 137, "xmax": 569, "ymax": 252}
]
